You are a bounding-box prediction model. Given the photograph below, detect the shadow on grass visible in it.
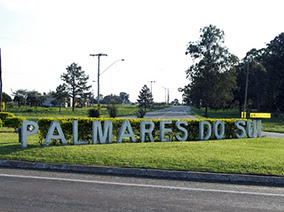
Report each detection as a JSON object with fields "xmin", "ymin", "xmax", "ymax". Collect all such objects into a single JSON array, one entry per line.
[{"xmin": 0, "ymin": 144, "xmax": 40, "ymax": 156}]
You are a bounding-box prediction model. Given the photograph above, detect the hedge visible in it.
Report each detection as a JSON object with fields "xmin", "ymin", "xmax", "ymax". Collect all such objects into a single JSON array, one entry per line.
[
  {"xmin": 37, "ymin": 117, "xmax": 243, "ymax": 145},
  {"xmin": 0, "ymin": 112, "xmax": 15, "ymax": 122},
  {"xmin": 0, "ymin": 119, "xmax": 2, "ymax": 129},
  {"xmin": 4, "ymin": 117, "xmax": 26, "ymax": 129}
]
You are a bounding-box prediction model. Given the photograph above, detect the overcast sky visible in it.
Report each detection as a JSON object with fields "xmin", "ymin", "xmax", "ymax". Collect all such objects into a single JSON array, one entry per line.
[{"xmin": 0, "ymin": 0, "xmax": 283, "ymax": 102}]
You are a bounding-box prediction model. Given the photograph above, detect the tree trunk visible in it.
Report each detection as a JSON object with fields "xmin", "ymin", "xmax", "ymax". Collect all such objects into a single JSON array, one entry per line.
[
  {"xmin": 204, "ymin": 105, "xmax": 208, "ymax": 118},
  {"xmin": 72, "ymin": 96, "xmax": 75, "ymax": 112}
]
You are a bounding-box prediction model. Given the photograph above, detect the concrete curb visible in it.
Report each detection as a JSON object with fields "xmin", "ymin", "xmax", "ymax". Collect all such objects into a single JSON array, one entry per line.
[{"xmin": 1, "ymin": 160, "xmax": 284, "ymax": 186}]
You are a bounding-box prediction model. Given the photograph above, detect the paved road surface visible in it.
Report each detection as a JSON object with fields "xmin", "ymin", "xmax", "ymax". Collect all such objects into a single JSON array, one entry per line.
[
  {"xmin": 1, "ymin": 168, "xmax": 284, "ymax": 212},
  {"xmin": 121, "ymin": 106, "xmax": 196, "ymax": 119}
]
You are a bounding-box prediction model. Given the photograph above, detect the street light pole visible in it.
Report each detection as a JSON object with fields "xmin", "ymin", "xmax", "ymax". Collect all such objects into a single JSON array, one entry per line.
[
  {"xmin": 243, "ymin": 62, "xmax": 249, "ymax": 115},
  {"xmin": 148, "ymin": 81, "xmax": 155, "ymax": 94},
  {"xmin": 90, "ymin": 53, "xmax": 107, "ymax": 108}
]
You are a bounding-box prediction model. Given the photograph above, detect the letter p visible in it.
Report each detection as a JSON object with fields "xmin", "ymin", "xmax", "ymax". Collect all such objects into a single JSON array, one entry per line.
[{"xmin": 20, "ymin": 121, "xmax": 39, "ymax": 147}]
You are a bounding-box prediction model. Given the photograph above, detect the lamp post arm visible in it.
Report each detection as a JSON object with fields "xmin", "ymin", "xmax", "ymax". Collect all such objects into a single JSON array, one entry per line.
[{"xmin": 100, "ymin": 59, "xmax": 124, "ymax": 75}]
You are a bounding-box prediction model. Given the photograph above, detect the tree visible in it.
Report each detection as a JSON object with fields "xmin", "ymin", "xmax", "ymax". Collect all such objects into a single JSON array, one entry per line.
[
  {"xmin": 263, "ymin": 33, "xmax": 284, "ymax": 111},
  {"xmin": 26, "ymin": 90, "xmax": 43, "ymax": 107},
  {"xmin": 13, "ymin": 89, "xmax": 27, "ymax": 107},
  {"xmin": 119, "ymin": 92, "xmax": 130, "ymax": 104},
  {"xmin": 61, "ymin": 63, "xmax": 91, "ymax": 111},
  {"xmin": 2, "ymin": 92, "xmax": 12, "ymax": 102},
  {"xmin": 52, "ymin": 84, "xmax": 69, "ymax": 113},
  {"xmin": 137, "ymin": 85, "xmax": 154, "ymax": 111},
  {"xmin": 183, "ymin": 24, "xmax": 238, "ymax": 117}
]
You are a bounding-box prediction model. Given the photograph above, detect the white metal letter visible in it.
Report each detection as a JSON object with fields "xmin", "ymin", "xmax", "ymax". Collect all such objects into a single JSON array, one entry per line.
[
  {"xmin": 73, "ymin": 120, "xmax": 88, "ymax": 145},
  {"xmin": 140, "ymin": 121, "xmax": 155, "ymax": 142},
  {"xmin": 44, "ymin": 121, "xmax": 67, "ymax": 146},
  {"xmin": 199, "ymin": 121, "xmax": 212, "ymax": 140},
  {"xmin": 92, "ymin": 120, "xmax": 113, "ymax": 144},
  {"xmin": 159, "ymin": 120, "xmax": 172, "ymax": 142},
  {"xmin": 20, "ymin": 121, "xmax": 39, "ymax": 148},
  {"xmin": 175, "ymin": 121, "xmax": 188, "ymax": 141},
  {"xmin": 117, "ymin": 120, "xmax": 135, "ymax": 143}
]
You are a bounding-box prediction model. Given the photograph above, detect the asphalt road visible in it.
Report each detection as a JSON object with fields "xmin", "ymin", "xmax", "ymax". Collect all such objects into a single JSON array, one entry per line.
[
  {"xmin": 1, "ymin": 168, "xmax": 284, "ymax": 212},
  {"xmin": 121, "ymin": 106, "xmax": 196, "ymax": 119}
]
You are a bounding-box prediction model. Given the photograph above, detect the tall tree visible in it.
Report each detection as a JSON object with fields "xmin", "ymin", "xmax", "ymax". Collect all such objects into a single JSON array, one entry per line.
[
  {"xmin": 184, "ymin": 24, "xmax": 238, "ymax": 117},
  {"xmin": 0, "ymin": 48, "xmax": 2, "ymax": 111},
  {"xmin": 264, "ymin": 33, "xmax": 284, "ymax": 111},
  {"xmin": 137, "ymin": 85, "xmax": 154, "ymax": 111},
  {"xmin": 61, "ymin": 63, "xmax": 91, "ymax": 111}
]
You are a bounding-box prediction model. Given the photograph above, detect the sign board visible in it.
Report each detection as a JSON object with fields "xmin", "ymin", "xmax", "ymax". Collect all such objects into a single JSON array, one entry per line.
[
  {"xmin": 241, "ymin": 111, "xmax": 246, "ymax": 118},
  {"xmin": 0, "ymin": 102, "xmax": 4, "ymax": 110},
  {"xmin": 250, "ymin": 113, "xmax": 271, "ymax": 119}
]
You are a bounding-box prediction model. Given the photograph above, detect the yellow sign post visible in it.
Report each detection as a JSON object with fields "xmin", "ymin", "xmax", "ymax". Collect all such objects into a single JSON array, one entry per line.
[
  {"xmin": 241, "ymin": 111, "xmax": 247, "ymax": 118},
  {"xmin": 250, "ymin": 113, "xmax": 271, "ymax": 119},
  {"xmin": 0, "ymin": 102, "xmax": 4, "ymax": 111}
]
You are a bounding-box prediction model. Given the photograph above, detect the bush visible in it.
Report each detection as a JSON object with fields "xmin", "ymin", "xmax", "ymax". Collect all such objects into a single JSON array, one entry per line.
[
  {"xmin": 0, "ymin": 112, "xmax": 15, "ymax": 122},
  {"xmin": 0, "ymin": 119, "xmax": 2, "ymax": 129},
  {"xmin": 107, "ymin": 102, "xmax": 118, "ymax": 118},
  {"xmin": 88, "ymin": 109, "xmax": 100, "ymax": 118},
  {"xmin": 137, "ymin": 109, "xmax": 146, "ymax": 118},
  {"xmin": 4, "ymin": 117, "xmax": 26, "ymax": 129}
]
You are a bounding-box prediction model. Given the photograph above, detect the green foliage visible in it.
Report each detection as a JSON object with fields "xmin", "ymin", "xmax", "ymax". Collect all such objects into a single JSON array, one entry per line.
[
  {"xmin": 137, "ymin": 85, "xmax": 154, "ymax": 110},
  {"xmin": 137, "ymin": 108, "xmax": 146, "ymax": 118},
  {"xmin": 0, "ymin": 112, "xmax": 15, "ymax": 121},
  {"xmin": 88, "ymin": 108, "xmax": 100, "ymax": 118},
  {"xmin": 60, "ymin": 63, "xmax": 91, "ymax": 111},
  {"xmin": 184, "ymin": 25, "xmax": 238, "ymax": 116},
  {"xmin": 4, "ymin": 117, "xmax": 26, "ymax": 129},
  {"xmin": 0, "ymin": 119, "xmax": 2, "ymax": 129},
  {"xmin": 107, "ymin": 101, "xmax": 118, "ymax": 118}
]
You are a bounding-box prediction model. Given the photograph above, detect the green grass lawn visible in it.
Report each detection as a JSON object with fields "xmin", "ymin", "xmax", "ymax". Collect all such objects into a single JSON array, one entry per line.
[
  {"xmin": 5, "ymin": 104, "xmax": 169, "ymax": 121},
  {"xmin": 191, "ymin": 107, "xmax": 284, "ymax": 133},
  {"xmin": 6, "ymin": 104, "xmax": 138, "ymax": 121},
  {"xmin": 1, "ymin": 128, "xmax": 284, "ymax": 176}
]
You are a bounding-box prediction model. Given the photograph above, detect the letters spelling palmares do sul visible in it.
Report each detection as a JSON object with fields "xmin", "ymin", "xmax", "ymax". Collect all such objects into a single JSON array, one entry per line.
[{"xmin": 20, "ymin": 119, "xmax": 262, "ymax": 148}]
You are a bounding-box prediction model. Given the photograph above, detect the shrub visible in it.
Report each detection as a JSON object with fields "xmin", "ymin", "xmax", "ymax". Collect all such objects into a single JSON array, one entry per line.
[
  {"xmin": 88, "ymin": 109, "xmax": 100, "ymax": 118},
  {"xmin": 4, "ymin": 117, "xmax": 26, "ymax": 129},
  {"xmin": 0, "ymin": 119, "xmax": 2, "ymax": 129},
  {"xmin": 0, "ymin": 112, "xmax": 15, "ymax": 122},
  {"xmin": 107, "ymin": 102, "xmax": 118, "ymax": 118},
  {"xmin": 137, "ymin": 109, "xmax": 146, "ymax": 118}
]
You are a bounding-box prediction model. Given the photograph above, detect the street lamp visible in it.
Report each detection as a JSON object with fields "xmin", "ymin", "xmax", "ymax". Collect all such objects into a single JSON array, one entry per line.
[{"xmin": 89, "ymin": 54, "xmax": 124, "ymax": 112}]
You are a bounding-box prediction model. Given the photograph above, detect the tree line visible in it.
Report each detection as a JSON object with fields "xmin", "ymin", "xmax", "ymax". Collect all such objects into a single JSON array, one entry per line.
[{"xmin": 181, "ymin": 24, "xmax": 284, "ymax": 117}]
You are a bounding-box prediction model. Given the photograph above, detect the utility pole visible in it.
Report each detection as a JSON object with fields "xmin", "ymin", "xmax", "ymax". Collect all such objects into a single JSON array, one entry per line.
[
  {"xmin": 167, "ymin": 88, "xmax": 170, "ymax": 104},
  {"xmin": 243, "ymin": 61, "xmax": 249, "ymax": 116},
  {"xmin": 90, "ymin": 53, "xmax": 107, "ymax": 111},
  {"xmin": 148, "ymin": 81, "xmax": 155, "ymax": 94},
  {"xmin": 0, "ymin": 48, "xmax": 3, "ymax": 111}
]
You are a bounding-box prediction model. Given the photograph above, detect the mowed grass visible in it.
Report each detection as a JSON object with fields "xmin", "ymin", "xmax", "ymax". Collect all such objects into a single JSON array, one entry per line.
[
  {"xmin": 191, "ymin": 107, "xmax": 284, "ymax": 133},
  {"xmin": 1, "ymin": 128, "xmax": 284, "ymax": 176},
  {"xmin": 6, "ymin": 105, "xmax": 138, "ymax": 121}
]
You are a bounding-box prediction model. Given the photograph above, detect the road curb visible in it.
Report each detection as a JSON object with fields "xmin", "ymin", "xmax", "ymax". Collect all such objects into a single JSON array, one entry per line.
[{"xmin": 1, "ymin": 160, "xmax": 284, "ymax": 186}]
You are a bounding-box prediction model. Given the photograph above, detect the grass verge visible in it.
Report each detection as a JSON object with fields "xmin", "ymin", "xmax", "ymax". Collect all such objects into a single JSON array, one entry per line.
[{"xmin": 1, "ymin": 128, "xmax": 284, "ymax": 177}]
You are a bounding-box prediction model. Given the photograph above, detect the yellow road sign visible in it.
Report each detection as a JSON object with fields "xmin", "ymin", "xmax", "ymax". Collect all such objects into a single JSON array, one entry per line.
[
  {"xmin": 250, "ymin": 113, "xmax": 271, "ymax": 119},
  {"xmin": 241, "ymin": 112, "xmax": 246, "ymax": 118},
  {"xmin": 0, "ymin": 102, "xmax": 4, "ymax": 110}
]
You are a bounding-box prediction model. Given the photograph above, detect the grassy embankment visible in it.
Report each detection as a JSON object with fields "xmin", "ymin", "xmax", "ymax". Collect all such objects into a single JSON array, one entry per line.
[
  {"xmin": 1, "ymin": 127, "xmax": 284, "ymax": 176},
  {"xmin": 190, "ymin": 107, "xmax": 284, "ymax": 133}
]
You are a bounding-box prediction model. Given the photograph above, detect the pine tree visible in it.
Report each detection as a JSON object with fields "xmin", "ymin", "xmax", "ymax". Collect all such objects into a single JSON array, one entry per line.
[{"xmin": 137, "ymin": 85, "xmax": 154, "ymax": 111}]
